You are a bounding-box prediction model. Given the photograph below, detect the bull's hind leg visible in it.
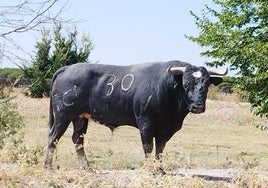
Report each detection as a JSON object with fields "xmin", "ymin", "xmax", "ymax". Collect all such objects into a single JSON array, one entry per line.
[
  {"xmin": 44, "ymin": 118, "xmax": 71, "ymax": 169},
  {"xmin": 72, "ymin": 117, "xmax": 89, "ymax": 169}
]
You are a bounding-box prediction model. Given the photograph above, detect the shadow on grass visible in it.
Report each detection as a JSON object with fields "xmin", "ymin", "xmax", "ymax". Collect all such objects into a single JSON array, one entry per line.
[{"xmin": 192, "ymin": 174, "xmax": 232, "ymax": 183}]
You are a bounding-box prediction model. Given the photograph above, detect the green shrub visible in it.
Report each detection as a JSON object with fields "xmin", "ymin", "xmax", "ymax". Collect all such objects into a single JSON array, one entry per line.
[
  {"xmin": 0, "ymin": 101, "xmax": 24, "ymax": 148},
  {"xmin": 24, "ymin": 23, "xmax": 93, "ymax": 98}
]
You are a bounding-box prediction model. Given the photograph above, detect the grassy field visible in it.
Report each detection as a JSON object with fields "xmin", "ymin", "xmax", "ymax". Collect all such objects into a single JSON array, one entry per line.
[{"xmin": 0, "ymin": 89, "xmax": 268, "ymax": 187}]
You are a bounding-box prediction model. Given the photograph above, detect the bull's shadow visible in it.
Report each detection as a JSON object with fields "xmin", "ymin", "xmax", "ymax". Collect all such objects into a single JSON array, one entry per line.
[
  {"xmin": 172, "ymin": 171, "xmax": 232, "ymax": 183},
  {"xmin": 192, "ymin": 174, "xmax": 232, "ymax": 183}
]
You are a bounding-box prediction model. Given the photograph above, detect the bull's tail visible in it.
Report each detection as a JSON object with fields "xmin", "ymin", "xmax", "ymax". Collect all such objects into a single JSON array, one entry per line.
[{"xmin": 48, "ymin": 66, "xmax": 69, "ymax": 129}]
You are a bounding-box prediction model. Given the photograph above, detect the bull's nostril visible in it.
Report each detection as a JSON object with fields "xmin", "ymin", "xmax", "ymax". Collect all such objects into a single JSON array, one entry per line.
[{"xmin": 190, "ymin": 104, "xmax": 205, "ymax": 113}]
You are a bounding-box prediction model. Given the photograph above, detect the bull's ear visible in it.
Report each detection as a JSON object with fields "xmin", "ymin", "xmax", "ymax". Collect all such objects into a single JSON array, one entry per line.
[{"xmin": 210, "ymin": 76, "xmax": 223, "ymax": 86}]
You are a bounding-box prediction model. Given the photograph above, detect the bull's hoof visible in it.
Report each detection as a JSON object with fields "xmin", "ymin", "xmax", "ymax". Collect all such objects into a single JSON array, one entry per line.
[
  {"xmin": 44, "ymin": 164, "xmax": 60, "ymax": 170},
  {"xmin": 142, "ymin": 159, "xmax": 166, "ymax": 176},
  {"xmin": 44, "ymin": 164, "xmax": 52, "ymax": 170},
  {"xmin": 81, "ymin": 165, "xmax": 101, "ymax": 174},
  {"xmin": 151, "ymin": 166, "xmax": 166, "ymax": 176}
]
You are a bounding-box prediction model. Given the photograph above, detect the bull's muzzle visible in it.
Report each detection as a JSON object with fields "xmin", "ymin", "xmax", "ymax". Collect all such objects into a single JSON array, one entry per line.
[{"xmin": 189, "ymin": 104, "xmax": 206, "ymax": 114}]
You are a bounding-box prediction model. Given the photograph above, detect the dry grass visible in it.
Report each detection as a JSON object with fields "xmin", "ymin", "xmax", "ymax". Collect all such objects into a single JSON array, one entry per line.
[{"xmin": 0, "ymin": 88, "xmax": 268, "ymax": 187}]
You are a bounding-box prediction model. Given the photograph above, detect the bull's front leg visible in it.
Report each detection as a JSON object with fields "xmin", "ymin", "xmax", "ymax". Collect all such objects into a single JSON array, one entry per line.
[
  {"xmin": 139, "ymin": 124, "xmax": 154, "ymax": 158},
  {"xmin": 138, "ymin": 121, "xmax": 157, "ymax": 173},
  {"xmin": 155, "ymin": 136, "xmax": 167, "ymax": 175}
]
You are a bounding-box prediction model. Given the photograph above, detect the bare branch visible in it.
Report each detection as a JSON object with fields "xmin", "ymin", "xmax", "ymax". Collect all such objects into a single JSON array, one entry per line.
[
  {"xmin": 0, "ymin": 0, "xmax": 72, "ymax": 67},
  {"xmin": 0, "ymin": 0, "xmax": 70, "ymax": 37}
]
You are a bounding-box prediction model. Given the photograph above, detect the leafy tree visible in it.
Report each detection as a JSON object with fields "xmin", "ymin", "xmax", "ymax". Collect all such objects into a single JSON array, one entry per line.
[
  {"xmin": 24, "ymin": 24, "xmax": 93, "ymax": 98},
  {"xmin": 188, "ymin": 0, "xmax": 268, "ymax": 118},
  {"xmin": 24, "ymin": 30, "xmax": 51, "ymax": 98}
]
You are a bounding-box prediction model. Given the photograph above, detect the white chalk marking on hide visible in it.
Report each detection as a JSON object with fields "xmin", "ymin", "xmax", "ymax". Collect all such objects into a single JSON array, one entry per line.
[
  {"xmin": 63, "ymin": 88, "xmax": 76, "ymax": 106},
  {"xmin": 105, "ymin": 74, "xmax": 116, "ymax": 96},
  {"xmin": 144, "ymin": 94, "xmax": 153, "ymax": 110},
  {"xmin": 174, "ymin": 82, "xmax": 178, "ymax": 89},
  {"xmin": 121, "ymin": 74, "xmax": 134, "ymax": 91},
  {"xmin": 192, "ymin": 71, "xmax": 202, "ymax": 78}
]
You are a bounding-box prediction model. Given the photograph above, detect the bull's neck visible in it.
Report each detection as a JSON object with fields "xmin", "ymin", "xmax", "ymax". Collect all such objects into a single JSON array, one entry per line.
[{"xmin": 173, "ymin": 80, "xmax": 189, "ymax": 115}]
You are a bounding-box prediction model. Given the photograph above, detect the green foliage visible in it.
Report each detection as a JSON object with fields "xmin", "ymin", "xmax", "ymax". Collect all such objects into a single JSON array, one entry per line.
[
  {"xmin": 0, "ymin": 101, "xmax": 24, "ymax": 148},
  {"xmin": 0, "ymin": 68, "xmax": 24, "ymax": 87},
  {"xmin": 24, "ymin": 23, "xmax": 93, "ymax": 98},
  {"xmin": 217, "ymin": 76, "xmax": 235, "ymax": 93},
  {"xmin": 23, "ymin": 30, "xmax": 51, "ymax": 98},
  {"xmin": 253, "ymin": 123, "xmax": 268, "ymax": 131},
  {"xmin": 0, "ymin": 68, "xmax": 23, "ymax": 79},
  {"xmin": 188, "ymin": 0, "xmax": 268, "ymax": 118}
]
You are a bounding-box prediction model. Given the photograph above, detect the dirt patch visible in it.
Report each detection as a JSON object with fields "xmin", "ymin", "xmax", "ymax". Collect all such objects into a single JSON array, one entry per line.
[{"xmin": 102, "ymin": 168, "xmax": 234, "ymax": 184}]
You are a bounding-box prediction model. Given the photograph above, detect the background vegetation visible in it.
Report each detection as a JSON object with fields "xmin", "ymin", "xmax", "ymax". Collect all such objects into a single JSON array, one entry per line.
[
  {"xmin": 0, "ymin": 100, "xmax": 23, "ymax": 149},
  {"xmin": 23, "ymin": 23, "xmax": 93, "ymax": 98},
  {"xmin": 188, "ymin": 0, "xmax": 268, "ymax": 118}
]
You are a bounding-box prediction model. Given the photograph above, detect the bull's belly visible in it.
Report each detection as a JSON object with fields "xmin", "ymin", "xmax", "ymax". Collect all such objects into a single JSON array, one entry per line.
[
  {"xmin": 79, "ymin": 110, "xmax": 137, "ymax": 128},
  {"xmin": 82, "ymin": 97, "xmax": 137, "ymax": 127}
]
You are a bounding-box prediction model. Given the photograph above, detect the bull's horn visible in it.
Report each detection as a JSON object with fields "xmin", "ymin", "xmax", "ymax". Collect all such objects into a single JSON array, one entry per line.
[
  {"xmin": 207, "ymin": 68, "xmax": 228, "ymax": 76},
  {"xmin": 167, "ymin": 66, "xmax": 186, "ymax": 74}
]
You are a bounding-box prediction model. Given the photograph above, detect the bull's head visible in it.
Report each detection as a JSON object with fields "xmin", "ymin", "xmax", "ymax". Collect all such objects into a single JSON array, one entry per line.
[{"xmin": 167, "ymin": 65, "xmax": 228, "ymax": 114}]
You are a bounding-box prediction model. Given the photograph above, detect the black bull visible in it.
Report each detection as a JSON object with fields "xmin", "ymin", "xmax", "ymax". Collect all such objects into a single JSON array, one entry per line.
[{"xmin": 44, "ymin": 60, "xmax": 227, "ymax": 169}]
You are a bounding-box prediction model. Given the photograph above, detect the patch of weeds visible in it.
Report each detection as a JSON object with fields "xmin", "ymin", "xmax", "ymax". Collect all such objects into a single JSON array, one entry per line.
[
  {"xmin": 233, "ymin": 170, "xmax": 267, "ymax": 187},
  {"xmin": 237, "ymin": 152, "xmax": 260, "ymax": 170},
  {"xmin": 164, "ymin": 152, "xmax": 191, "ymax": 170},
  {"xmin": 221, "ymin": 157, "xmax": 234, "ymax": 168},
  {"xmin": 24, "ymin": 144, "xmax": 45, "ymax": 166},
  {"xmin": 107, "ymin": 148, "xmax": 114, "ymax": 157},
  {"xmin": 0, "ymin": 101, "xmax": 24, "ymax": 148},
  {"xmin": 1, "ymin": 131, "xmax": 45, "ymax": 166},
  {"xmin": 1, "ymin": 133, "xmax": 27, "ymax": 163},
  {"xmin": 48, "ymin": 180, "xmax": 64, "ymax": 188}
]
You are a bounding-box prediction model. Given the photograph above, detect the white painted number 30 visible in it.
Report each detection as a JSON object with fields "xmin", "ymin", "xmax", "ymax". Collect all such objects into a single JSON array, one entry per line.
[{"xmin": 105, "ymin": 74, "xmax": 135, "ymax": 96}]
